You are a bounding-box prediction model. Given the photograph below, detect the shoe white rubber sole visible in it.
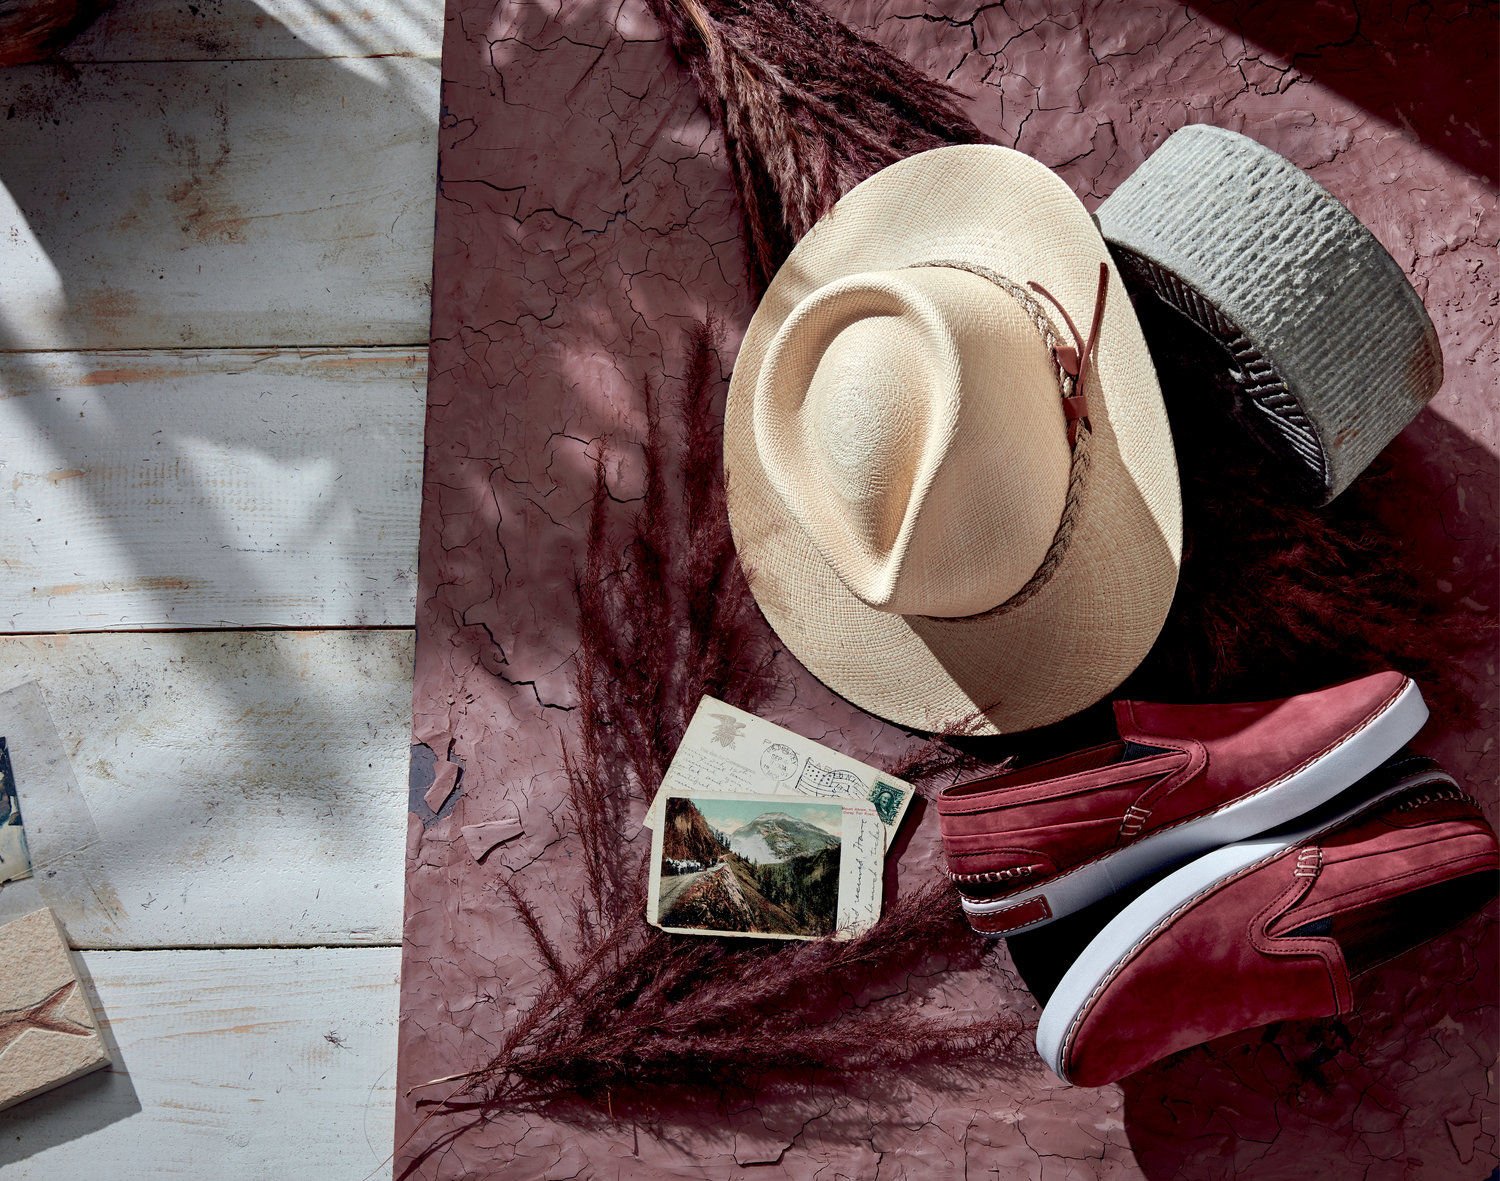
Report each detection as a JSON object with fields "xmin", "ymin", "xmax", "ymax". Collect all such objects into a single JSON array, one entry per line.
[
  {"xmin": 1034, "ymin": 757, "xmax": 1453, "ymax": 1081},
  {"xmin": 962, "ymin": 676, "xmax": 1428, "ymax": 937}
]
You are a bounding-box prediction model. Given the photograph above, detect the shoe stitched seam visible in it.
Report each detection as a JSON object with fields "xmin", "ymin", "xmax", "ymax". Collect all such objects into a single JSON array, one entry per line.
[
  {"xmin": 948, "ymin": 844, "xmax": 1067, "ymax": 863},
  {"xmin": 971, "ymin": 680, "xmax": 1410, "ymax": 916},
  {"xmin": 967, "ymin": 894, "xmax": 1052, "ymax": 932},
  {"xmin": 938, "ymin": 741, "xmax": 1123, "ymax": 805},
  {"xmin": 1323, "ymin": 825, "xmax": 1477, "ymax": 864},
  {"xmin": 1273, "ymin": 846, "xmax": 1499, "ymax": 931},
  {"xmin": 949, "ymin": 864, "xmax": 1046, "ymax": 893},
  {"xmin": 946, "ymin": 820, "xmax": 1119, "ymax": 855},
  {"xmin": 938, "ymin": 766, "xmax": 1175, "ymax": 816},
  {"xmin": 1246, "ymin": 851, "xmax": 1345, "ymax": 1010}
]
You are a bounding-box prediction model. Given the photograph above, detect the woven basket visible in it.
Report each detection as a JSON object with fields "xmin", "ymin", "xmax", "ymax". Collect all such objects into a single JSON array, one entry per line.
[{"xmin": 1096, "ymin": 125, "xmax": 1442, "ymax": 503}]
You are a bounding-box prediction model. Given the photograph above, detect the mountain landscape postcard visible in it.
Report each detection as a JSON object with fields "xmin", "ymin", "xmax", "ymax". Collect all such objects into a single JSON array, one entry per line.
[{"xmin": 651, "ymin": 795, "xmax": 847, "ymax": 940}]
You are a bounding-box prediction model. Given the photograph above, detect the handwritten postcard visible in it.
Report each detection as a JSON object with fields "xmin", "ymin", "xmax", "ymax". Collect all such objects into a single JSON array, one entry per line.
[
  {"xmin": 643, "ymin": 697, "xmax": 914, "ymax": 849},
  {"xmin": 647, "ymin": 791, "xmax": 882, "ymax": 941}
]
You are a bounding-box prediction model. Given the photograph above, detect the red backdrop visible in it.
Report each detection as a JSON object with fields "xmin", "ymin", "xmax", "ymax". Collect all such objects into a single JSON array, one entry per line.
[{"xmin": 398, "ymin": 1, "xmax": 1498, "ymax": 1176}]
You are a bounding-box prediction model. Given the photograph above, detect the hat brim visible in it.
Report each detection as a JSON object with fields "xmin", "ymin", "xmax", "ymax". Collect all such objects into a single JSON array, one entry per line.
[{"xmin": 725, "ymin": 145, "xmax": 1183, "ymax": 735}]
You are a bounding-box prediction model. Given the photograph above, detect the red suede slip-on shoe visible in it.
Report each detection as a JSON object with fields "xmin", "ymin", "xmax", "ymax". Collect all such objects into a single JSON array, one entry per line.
[
  {"xmin": 939, "ymin": 671, "xmax": 1427, "ymax": 936},
  {"xmin": 1035, "ymin": 755, "xmax": 1498, "ymax": 1086}
]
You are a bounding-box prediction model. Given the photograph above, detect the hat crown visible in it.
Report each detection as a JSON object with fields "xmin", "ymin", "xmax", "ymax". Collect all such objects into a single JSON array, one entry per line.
[
  {"xmin": 753, "ymin": 266, "xmax": 1073, "ymax": 617},
  {"xmin": 805, "ymin": 314, "xmax": 930, "ymax": 518}
]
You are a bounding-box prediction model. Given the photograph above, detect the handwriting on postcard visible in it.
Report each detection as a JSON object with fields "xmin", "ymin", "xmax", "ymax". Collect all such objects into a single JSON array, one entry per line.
[{"xmin": 646, "ymin": 697, "xmax": 913, "ymax": 848}]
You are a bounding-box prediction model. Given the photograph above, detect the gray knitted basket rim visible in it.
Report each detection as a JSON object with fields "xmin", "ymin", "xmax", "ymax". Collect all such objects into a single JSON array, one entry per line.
[{"xmin": 1096, "ymin": 124, "xmax": 1443, "ymax": 504}]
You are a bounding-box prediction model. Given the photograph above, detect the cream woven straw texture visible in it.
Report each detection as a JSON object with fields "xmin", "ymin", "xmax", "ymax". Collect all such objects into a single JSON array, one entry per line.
[{"xmin": 725, "ymin": 145, "xmax": 1182, "ymax": 735}]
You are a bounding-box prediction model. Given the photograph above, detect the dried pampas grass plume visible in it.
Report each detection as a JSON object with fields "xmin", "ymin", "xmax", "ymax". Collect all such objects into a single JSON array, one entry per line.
[
  {"xmin": 645, "ymin": 0, "xmax": 983, "ymax": 292},
  {"xmin": 396, "ymin": 323, "xmax": 1022, "ymax": 1178}
]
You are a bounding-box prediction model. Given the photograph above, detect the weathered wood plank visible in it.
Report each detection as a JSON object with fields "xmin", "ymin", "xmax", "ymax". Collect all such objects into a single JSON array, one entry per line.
[
  {"xmin": 0, "ymin": 57, "xmax": 438, "ymax": 351},
  {"xmin": 65, "ymin": 0, "xmax": 443, "ymax": 63},
  {"xmin": 0, "ymin": 631, "xmax": 411, "ymax": 948},
  {"xmin": 0, "ymin": 946, "xmax": 400, "ymax": 1179},
  {"xmin": 0, "ymin": 348, "xmax": 423, "ymax": 630}
]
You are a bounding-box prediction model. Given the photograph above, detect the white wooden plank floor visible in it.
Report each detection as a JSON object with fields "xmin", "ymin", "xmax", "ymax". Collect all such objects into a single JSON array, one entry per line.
[
  {"xmin": 0, "ymin": 58, "xmax": 438, "ymax": 350},
  {"xmin": 0, "ymin": 0, "xmax": 436, "ymax": 1172},
  {"xmin": 0, "ymin": 631, "xmax": 414, "ymax": 947},
  {"xmin": 0, "ymin": 948, "xmax": 402, "ymax": 1178},
  {"xmin": 2, "ymin": 350, "xmax": 424, "ymax": 630}
]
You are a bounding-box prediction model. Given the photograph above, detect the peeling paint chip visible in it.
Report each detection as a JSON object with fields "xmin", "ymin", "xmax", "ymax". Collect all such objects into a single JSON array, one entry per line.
[
  {"xmin": 423, "ymin": 760, "xmax": 461, "ymax": 814},
  {"xmin": 461, "ymin": 818, "xmax": 524, "ymax": 863}
]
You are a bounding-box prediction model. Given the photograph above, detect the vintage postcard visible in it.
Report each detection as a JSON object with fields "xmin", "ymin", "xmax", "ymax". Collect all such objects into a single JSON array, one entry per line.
[
  {"xmin": 648, "ymin": 792, "xmax": 882, "ymax": 941},
  {"xmin": 643, "ymin": 697, "xmax": 914, "ymax": 848}
]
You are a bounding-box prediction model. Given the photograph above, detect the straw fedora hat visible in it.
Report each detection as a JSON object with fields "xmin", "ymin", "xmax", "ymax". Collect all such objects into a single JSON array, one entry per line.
[{"xmin": 724, "ymin": 145, "xmax": 1182, "ymax": 735}]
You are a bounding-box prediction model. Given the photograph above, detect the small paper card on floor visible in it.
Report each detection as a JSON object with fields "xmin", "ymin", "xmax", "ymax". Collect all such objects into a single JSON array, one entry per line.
[
  {"xmin": 648, "ymin": 792, "xmax": 883, "ymax": 941},
  {"xmin": 644, "ymin": 697, "xmax": 914, "ymax": 849},
  {"xmin": 0, "ymin": 740, "xmax": 33, "ymax": 888},
  {"xmin": 0, "ymin": 907, "xmax": 111, "ymax": 1110}
]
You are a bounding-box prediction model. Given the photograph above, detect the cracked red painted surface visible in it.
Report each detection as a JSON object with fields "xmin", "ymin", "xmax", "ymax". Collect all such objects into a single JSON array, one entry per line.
[{"xmin": 399, "ymin": 1, "xmax": 1498, "ymax": 1176}]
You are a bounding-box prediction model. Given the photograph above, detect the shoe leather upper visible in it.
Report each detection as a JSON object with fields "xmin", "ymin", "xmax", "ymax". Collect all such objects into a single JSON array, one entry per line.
[
  {"xmin": 938, "ymin": 671, "xmax": 1411, "ymax": 896},
  {"xmin": 1059, "ymin": 788, "xmax": 1498, "ymax": 1086}
]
